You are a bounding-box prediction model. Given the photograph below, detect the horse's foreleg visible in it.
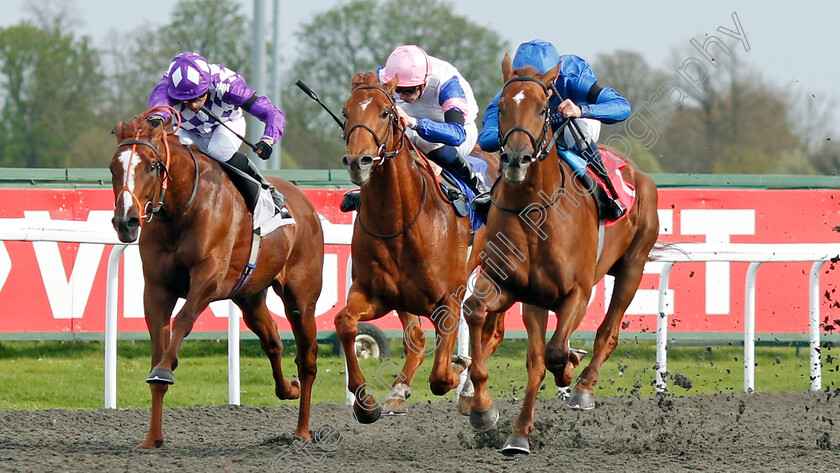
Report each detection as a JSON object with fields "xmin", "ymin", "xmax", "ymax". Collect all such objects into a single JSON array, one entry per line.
[
  {"xmin": 545, "ymin": 286, "xmax": 594, "ymax": 409},
  {"xmin": 501, "ymin": 306, "xmax": 548, "ymax": 455},
  {"xmin": 138, "ymin": 285, "xmax": 177, "ymax": 449},
  {"xmin": 154, "ymin": 278, "xmax": 217, "ymax": 380},
  {"xmin": 428, "ymin": 299, "xmax": 462, "ymax": 396},
  {"xmin": 382, "ymin": 311, "xmax": 424, "ymax": 416},
  {"xmin": 463, "ymin": 277, "xmax": 512, "ymax": 429},
  {"xmin": 480, "ymin": 310, "xmax": 506, "ymax": 359},
  {"xmin": 335, "ymin": 289, "xmax": 383, "ymax": 424},
  {"xmin": 577, "ymin": 259, "xmax": 646, "ymax": 396}
]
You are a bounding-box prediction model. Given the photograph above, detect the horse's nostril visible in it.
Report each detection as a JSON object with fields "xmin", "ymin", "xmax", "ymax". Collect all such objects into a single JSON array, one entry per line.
[
  {"xmin": 127, "ymin": 218, "xmax": 140, "ymax": 230},
  {"xmin": 360, "ymin": 156, "xmax": 373, "ymax": 167},
  {"xmin": 521, "ymin": 156, "xmax": 533, "ymax": 166},
  {"xmin": 342, "ymin": 156, "xmax": 350, "ymax": 167},
  {"xmin": 500, "ymin": 153, "xmax": 510, "ymax": 165}
]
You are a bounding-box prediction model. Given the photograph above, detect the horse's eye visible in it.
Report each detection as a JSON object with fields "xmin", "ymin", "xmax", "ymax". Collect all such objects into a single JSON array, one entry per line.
[
  {"xmin": 149, "ymin": 163, "xmax": 157, "ymax": 174},
  {"xmin": 381, "ymin": 109, "xmax": 390, "ymax": 119}
]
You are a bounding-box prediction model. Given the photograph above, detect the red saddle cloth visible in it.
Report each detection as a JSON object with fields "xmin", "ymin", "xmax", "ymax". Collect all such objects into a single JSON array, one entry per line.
[{"xmin": 592, "ymin": 147, "xmax": 636, "ymax": 227}]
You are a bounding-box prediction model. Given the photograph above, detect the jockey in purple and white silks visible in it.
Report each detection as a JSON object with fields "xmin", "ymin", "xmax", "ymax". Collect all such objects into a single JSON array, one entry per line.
[
  {"xmin": 147, "ymin": 51, "xmax": 289, "ymax": 216},
  {"xmin": 372, "ymin": 45, "xmax": 490, "ymax": 213},
  {"xmin": 479, "ymin": 39, "xmax": 632, "ymax": 220}
]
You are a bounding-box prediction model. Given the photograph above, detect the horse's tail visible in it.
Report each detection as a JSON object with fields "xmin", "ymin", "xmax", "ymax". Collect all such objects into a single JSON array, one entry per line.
[{"xmin": 647, "ymin": 241, "xmax": 684, "ymax": 263}]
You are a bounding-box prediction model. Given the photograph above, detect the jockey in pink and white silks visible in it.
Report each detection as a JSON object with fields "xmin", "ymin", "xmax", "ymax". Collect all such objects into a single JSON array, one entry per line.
[
  {"xmin": 375, "ymin": 45, "xmax": 490, "ymax": 214},
  {"xmin": 147, "ymin": 51, "xmax": 289, "ymax": 216}
]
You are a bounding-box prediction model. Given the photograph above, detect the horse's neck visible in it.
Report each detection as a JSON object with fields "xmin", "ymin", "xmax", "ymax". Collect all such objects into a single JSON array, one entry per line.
[
  {"xmin": 162, "ymin": 140, "xmax": 200, "ymax": 211},
  {"xmin": 362, "ymin": 149, "xmax": 426, "ymax": 220}
]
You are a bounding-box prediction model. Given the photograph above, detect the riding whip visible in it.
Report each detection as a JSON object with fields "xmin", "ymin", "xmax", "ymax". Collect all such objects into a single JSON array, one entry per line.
[
  {"xmin": 198, "ymin": 104, "xmax": 259, "ymax": 152},
  {"xmin": 295, "ymin": 80, "xmax": 346, "ymax": 132}
]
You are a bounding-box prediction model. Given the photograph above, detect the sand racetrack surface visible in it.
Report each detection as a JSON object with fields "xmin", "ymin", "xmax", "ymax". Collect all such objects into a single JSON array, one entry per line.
[{"xmin": 1, "ymin": 391, "xmax": 838, "ymax": 472}]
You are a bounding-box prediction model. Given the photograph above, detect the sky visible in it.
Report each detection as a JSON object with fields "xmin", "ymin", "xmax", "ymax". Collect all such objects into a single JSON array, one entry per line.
[{"xmin": 2, "ymin": 0, "xmax": 838, "ymax": 125}]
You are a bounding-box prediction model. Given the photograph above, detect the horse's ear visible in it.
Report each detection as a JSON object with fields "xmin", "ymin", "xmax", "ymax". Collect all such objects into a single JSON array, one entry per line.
[
  {"xmin": 351, "ymin": 73, "xmax": 365, "ymax": 91},
  {"xmin": 383, "ymin": 75, "xmax": 398, "ymax": 95},
  {"xmin": 539, "ymin": 61, "xmax": 561, "ymax": 89},
  {"xmin": 113, "ymin": 121, "xmax": 124, "ymax": 141},
  {"xmin": 501, "ymin": 54, "xmax": 513, "ymax": 82}
]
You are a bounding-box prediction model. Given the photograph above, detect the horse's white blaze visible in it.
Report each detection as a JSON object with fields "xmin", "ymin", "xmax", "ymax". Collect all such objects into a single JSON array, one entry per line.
[
  {"xmin": 359, "ymin": 98, "xmax": 373, "ymax": 112},
  {"xmin": 512, "ymin": 91, "xmax": 526, "ymax": 104},
  {"xmin": 116, "ymin": 149, "xmax": 139, "ymax": 217}
]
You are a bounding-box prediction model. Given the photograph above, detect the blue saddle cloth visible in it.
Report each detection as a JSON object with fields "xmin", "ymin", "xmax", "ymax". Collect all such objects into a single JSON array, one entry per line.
[{"xmin": 439, "ymin": 155, "xmax": 489, "ymax": 232}]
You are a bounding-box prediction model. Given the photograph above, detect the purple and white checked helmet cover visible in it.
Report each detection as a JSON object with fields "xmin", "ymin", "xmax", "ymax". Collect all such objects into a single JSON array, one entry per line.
[{"xmin": 166, "ymin": 52, "xmax": 211, "ymax": 101}]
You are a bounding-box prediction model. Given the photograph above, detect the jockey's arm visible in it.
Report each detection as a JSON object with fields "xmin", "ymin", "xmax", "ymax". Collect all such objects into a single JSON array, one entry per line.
[
  {"xmin": 226, "ymin": 77, "xmax": 286, "ymax": 143},
  {"xmin": 147, "ymin": 76, "xmax": 174, "ymax": 120},
  {"xmin": 411, "ymin": 76, "xmax": 470, "ymax": 146},
  {"xmin": 577, "ymin": 86, "xmax": 631, "ymax": 125},
  {"xmin": 477, "ymin": 91, "xmax": 503, "ymax": 152},
  {"xmin": 413, "ymin": 109, "xmax": 466, "ymax": 147}
]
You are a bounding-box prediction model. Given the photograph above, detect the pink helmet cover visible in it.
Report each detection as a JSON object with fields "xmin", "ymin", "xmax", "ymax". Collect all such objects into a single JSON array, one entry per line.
[{"xmin": 382, "ymin": 45, "xmax": 429, "ymax": 87}]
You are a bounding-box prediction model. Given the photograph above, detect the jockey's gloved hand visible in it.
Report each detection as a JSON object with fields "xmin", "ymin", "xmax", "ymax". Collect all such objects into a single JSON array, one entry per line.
[
  {"xmin": 255, "ymin": 140, "xmax": 273, "ymax": 160},
  {"xmin": 147, "ymin": 115, "xmax": 165, "ymax": 128}
]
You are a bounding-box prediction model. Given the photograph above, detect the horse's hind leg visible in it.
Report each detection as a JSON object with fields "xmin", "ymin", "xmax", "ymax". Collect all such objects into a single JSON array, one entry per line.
[
  {"xmin": 382, "ymin": 311, "xmax": 424, "ymax": 416},
  {"xmin": 575, "ymin": 256, "xmax": 649, "ymax": 402}
]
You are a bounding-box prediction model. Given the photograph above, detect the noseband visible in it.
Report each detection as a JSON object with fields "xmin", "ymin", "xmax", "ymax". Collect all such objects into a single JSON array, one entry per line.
[
  {"xmin": 498, "ymin": 76, "xmax": 561, "ymax": 164},
  {"xmin": 344, "ymin": 85, "xmax": 406, "ymax": 162}
]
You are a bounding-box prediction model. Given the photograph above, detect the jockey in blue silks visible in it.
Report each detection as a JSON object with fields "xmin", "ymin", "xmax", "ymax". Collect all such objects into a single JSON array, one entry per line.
[{"xmin": 478, "ymin": 39, "xmax": 632, "ymax": 220}]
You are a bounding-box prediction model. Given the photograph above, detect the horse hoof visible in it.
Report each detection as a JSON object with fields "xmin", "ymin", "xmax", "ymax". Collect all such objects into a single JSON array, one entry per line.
[
  {"xmin": 469, "ymin": 405, "xmax": 499, "ymax": 430},
  {"xmin": 458, "ymin": 394, "xmax": 472, "ymax": 416},
  {"xmin": 568, "ymin": 388, "xmax": 596, "ymax": 410},
  {"xmin": 381, "ymin": 397, "xmax": 408, "ymax": 416},
  {"xmin": 500, "ymin": 433, "xmax": 530, "ymax": 456},
  {"xmin": 136, "ymin": 439, "xmax": 163, "ymax": 449},
  {"xmin": 353, "ymin": 402, "xmax": 382, "ymax": 424},
  {"xmin": 146, "ymin": 367, "xmax": 174, "ymax": 385}
]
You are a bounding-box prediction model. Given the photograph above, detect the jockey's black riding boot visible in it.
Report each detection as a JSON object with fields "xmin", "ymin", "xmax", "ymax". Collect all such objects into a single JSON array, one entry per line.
[
  {"xmin": 433, "ymin": 148, "xmax": 491, "ymax": 220},
  {"xmin": 229, "ymin": 152, "xmax": 291, "ymax": 218},
  {"xmin": 576, "ymin": 171, "xmax": 624, "ymax": 221},
  {"xmin": 580, "ymin": 145, "xmax": 625, "ymax": 220},
  {"xmin": 340, "ymin": 190, "xmax": 361, "ymax": 213}
]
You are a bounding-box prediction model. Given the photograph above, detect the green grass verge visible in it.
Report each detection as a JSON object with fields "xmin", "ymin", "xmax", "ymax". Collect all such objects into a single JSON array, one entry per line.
[{"xmin": 0, "ymin": 339, "xmax": 837, "ymax": 410}]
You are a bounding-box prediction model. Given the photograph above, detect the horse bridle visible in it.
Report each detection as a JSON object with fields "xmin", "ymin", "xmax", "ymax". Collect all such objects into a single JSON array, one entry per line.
[
  {"xmin": 344, "ymin": 84, "xmax": 431, "ymax": 238},
  {"xmin": 344, "ymin": 85, "xmax": 407, "ymax": 162},
  {"xmin": 491, "ymin": 76, "xmax": 571, "ymax": 214},
  {"xmin": 497, "ymin": 76, "xmax": 554, "ymax": 164},
  {"xmin": 116, "ymin": 106, "xmax": 198, "ymax": 224}
]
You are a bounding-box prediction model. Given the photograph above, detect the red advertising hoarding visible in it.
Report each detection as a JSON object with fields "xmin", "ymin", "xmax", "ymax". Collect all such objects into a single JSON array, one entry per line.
[{"xmin": 0, "ymin": 188, "xmax": 838, "ymax": 338}]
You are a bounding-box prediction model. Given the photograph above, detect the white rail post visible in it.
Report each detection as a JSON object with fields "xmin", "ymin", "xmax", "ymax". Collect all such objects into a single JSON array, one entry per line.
[
  {"xmin": 810, "ymin": 261, "xmax": 825, "ymax": 391},
  {"xmin": 656, "ymin": 263, "xmax": 674, "ymax": 394},
  {"xmin": 456, "ymin": 269, "xmax": 475, "ymax": 398},
  {"xmin": 104, "ymin": 244, "xmax": 127, "ymax": 409},
  {"xmin": 744, "ymin": 262, "xmax": 762, "ymax": 393},
  {"xmin": 228, "ymin": 301, "xmax": 241, "ymax": 405}
]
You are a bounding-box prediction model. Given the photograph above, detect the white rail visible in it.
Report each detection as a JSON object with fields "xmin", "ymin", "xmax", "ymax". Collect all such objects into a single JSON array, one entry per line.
[
  {"xmin": 651, "ymin": 243, "xmax": 840, "ymax": 393},
  {"xmin": 3, "ymin": 217, "xmax": 839, "ymax": 407}
]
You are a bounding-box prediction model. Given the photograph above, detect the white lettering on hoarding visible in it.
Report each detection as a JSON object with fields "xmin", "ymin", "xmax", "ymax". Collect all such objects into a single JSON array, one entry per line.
[
  {"xmin": 27, "ymin": 210, "xmax": 112, "ymax": 320},
  {"xmin": 680, "ymin": 209, "xmax": 755, "ymax": 314}
]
